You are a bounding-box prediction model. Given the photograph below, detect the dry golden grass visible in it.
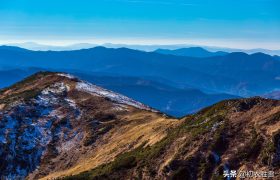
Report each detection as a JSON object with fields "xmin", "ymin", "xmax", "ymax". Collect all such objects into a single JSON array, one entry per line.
[
  {"xmin": 4, "ymin": 74, "xmax": 279, "ymax": 179},
  {"xmin": 0, "ymin": 104, "xmax": 4, "ymax": 110},
  {"xmin": 41, "ymin": 111, "xmax": 179, "ymax": 180}
]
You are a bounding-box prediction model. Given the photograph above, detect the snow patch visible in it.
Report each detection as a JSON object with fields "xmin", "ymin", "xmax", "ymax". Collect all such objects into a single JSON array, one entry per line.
[
  {"xmin": 57, "ymin": 73, "xmax": 76, "ymax": 79},
  {"xmin": 0, "ymin": 81, "xmax": 82, "ymax": 178},
  {"xmin": 76, "ymin": 81, "xmax": 153, "ymax": 111},
  {"xmin": 42, "ymin": 82, "xmax": 69, "ymax": 95},
  {"xmin": 211, "ymin": 121, "xmax": 224, "ymax": 132},
  {"xmin": 57, "ymin": 131, "xmax": 84, "ymax": 153},
  {"xmin": 111, "ymin": 104, "xmax": 128, "ymax": 111},
  {"xmin": 65, "ymin": 98, "xmax": 76, "ymax": 108}
]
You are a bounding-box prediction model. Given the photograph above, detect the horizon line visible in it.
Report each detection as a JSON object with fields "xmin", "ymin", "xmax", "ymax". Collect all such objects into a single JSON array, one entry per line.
[
  {"xmin": 0, "ymin": 42, "xmax": 280, "ymax": 52},
  {"xmin": 0, "ymin": 38, "xmax": 280, "ymax": 51}
]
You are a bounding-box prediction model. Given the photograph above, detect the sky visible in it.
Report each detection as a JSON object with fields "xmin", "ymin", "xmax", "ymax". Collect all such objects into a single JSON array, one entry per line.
[{"xmin": 0, "ymin": 0, "xmax": 279, "ymax": 49}]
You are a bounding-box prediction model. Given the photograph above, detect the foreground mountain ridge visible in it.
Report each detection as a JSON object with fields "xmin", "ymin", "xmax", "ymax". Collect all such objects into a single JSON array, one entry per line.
[
  {"xmin": 64, "ymin": 98, "xmax": 280, "ymax": 180},
  {"xmin": 0, "ymin": 72, "xmax": 177, "ymax": 179},
  {"xmin": 0, "ymin": 72, "xmax": 280, "ymax": 179}
]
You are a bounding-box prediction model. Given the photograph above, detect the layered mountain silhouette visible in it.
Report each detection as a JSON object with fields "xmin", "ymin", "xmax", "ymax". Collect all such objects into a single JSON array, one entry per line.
[
  {"xmin": 1, "ymin": 45, "xmax": 280, "ymax": 115},
  {"xmin": 154, "ymin": 47, "xmax": 228, "ymax": 57},
  {"xmin": 0, "ymin": 72, "xmax": 279, "ymax": 179},
  {"xmin": 6, "ymin": 42, "xmax": 280, "ymax": 56},
  {"xmin": 0, "ymin": 69, "xmax": 238, "ymax": 117},
  {"xmin": 67, "ymin": 73, "xmax": 239, "ymax": 116}
]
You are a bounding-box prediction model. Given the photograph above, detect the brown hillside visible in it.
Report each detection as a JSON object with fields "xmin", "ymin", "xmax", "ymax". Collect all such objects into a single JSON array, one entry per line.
[{"xmin": 0, "ymin": 72, "xmax": 279, "ymax": 180}]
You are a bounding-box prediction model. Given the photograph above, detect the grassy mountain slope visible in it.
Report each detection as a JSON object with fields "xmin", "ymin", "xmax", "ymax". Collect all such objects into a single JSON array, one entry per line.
[
  {"xmin": 64, "ymin": 98, "xmax": 280, "ymax": 179},
  {"xmin": 0, "ymin": 72, "xmax": 179, "ymax": 179},
  {"xmin": 0, "ymin": 72, "xmax": 279, "ymax": 179}
]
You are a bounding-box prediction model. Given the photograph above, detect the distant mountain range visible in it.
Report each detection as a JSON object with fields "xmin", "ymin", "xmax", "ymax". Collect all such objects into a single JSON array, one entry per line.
[
  {"xmin": 1, "ymin": 45, "xmax": 280, "ymax": 116},
  {"xmin": 0, "ymin": 68, "xmax": 42, "ymax": 88},
  {"xmin": 70, "ymin": 72, "xmax": 239, "ymax": 116},
  {"xmin": 4, "ymin": 42, "xmax": 280, "ymax": 56},
  {"xmin": 1, "ymin": 45, "xmax": 279, "ymax": 95},
  {"xmin": 0, "ymin": 69, "xmax": 238, "ymax": 117},
  {"xmin": 263, "ymin": 90, "xmax": 280, "ymax": 100},
  {"xmin": 154, "ymin": 47, "xmax": 228, "ymax": 57}
]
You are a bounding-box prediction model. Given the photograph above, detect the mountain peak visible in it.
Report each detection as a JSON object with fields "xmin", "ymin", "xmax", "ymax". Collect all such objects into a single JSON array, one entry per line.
[
  {"xmin": 0, "ymin": 45, "xmax": 29, "ymax": 52},
  {"xmin": 0, "ymin": 72, "xmax": 170, "ymax": 179},
  {"xmin": 0, "ymin": 72, "xmax": 153, "ymax": 111}
]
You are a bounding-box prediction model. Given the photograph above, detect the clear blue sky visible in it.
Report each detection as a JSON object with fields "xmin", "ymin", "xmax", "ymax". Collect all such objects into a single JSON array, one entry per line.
[{"xmin": 0, "ymin": 0, "xmax": 279, "ymax": 49}]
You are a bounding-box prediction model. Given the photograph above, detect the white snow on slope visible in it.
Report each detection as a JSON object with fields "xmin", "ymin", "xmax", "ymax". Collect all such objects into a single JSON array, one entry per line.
[
  {"xmin": 76, "ymin": 81, "xmax": 153, "ymax": 111},
  {"xmin": 57, "ymin": 73, "xmax": 76, "ymax": 79},
  {"xmin": 42, "ymin": 82, "xmax": 69, "ymax": 95}
]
